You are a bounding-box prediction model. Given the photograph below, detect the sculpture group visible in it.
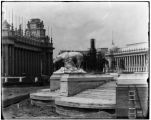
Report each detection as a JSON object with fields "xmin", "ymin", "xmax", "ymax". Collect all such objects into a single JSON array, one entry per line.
[{"xmin": 54, "ymin": 52, "xmax": 86, "ymax": 73}]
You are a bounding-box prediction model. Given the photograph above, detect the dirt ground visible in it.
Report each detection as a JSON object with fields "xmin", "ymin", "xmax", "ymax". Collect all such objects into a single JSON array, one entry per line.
[
  {"xmin": 2, "ymin": 86, "xmax": 66, "ymax": 119},
  {"xmin": 2, "ymin": 99, "xmax": 115, "ymax": 119},
  {"xmin": 2, "ymin": 85, "xmax": 115, "ymax": 119},
  {"xmin": 2, "ymin": 99, "xmax": 65, "ymax": 119}
]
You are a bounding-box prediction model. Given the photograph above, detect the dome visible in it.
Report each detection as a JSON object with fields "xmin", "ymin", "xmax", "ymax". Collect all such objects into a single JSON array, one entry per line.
[{"xmin": 2, "ymin": 20, "xmax": 10, "ymax": 30}]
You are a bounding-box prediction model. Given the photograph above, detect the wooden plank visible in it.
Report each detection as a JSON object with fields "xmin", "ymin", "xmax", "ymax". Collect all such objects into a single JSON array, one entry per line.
[{"xmin": 2, "ymin": 94, "xmax": 29, "ymax": 108}]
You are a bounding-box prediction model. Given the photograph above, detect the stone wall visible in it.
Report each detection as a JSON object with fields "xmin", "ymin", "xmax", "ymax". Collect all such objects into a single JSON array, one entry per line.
[
  {"xmin": 116, "ymin": 85, "xmax": 148, "ymax": 118},
  {"xmin": 116, "ymin": 73, "xmax": 148, "ymax": 118}
]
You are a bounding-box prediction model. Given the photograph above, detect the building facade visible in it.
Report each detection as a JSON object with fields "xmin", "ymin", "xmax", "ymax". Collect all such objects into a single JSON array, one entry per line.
[
  {"xmin": 2, "ymin": 18, "xmax": 54, "ymax": 83},
  {"xmin": 105, "ymin": 42, "xmax": 148, "ymax": 72}
]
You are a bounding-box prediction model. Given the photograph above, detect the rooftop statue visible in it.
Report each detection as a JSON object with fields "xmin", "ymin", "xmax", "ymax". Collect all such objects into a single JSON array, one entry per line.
[{"xmin": 54, "ymin": 52, "xmax": 86, "ymax": 73}]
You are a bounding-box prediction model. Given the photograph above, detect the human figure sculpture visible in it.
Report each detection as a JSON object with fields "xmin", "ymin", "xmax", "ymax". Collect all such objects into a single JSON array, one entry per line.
[{"xmin": 54, "ymin": 52, "xmax": 85, "ymax": 73}]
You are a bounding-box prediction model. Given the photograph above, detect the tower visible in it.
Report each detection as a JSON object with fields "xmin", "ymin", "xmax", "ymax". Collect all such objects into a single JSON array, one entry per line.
[
  {"xmin": 89, "ymin": 38, "xmax": 97, "ymax": 71},
  {"xmin": 90, "ymin": 38, "xmax": 95, "ymax": 50},
  {"xmin": 25, "ymin": 18, "xmax": 46, "ymax": 40}
]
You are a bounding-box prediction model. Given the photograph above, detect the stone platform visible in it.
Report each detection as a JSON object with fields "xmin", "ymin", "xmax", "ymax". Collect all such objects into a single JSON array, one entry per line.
[
  {"xmin": 30, "ymin": 81, "xmax": 116, "ymax": 118},
  {"xmin": 55, "ymin": 81, "xmax": 116, "ymax": 109},
  {"xmin": 30, "ymin": 89, "xmax": 60, "ymax": 107}
]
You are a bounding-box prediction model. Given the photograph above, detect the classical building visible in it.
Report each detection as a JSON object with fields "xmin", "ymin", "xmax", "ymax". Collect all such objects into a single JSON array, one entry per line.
[
  {"xmin": 2, "ymin": 18, "xmax": 54, "ymax": 84},
  {"xmin": 105, "ymin": 42, "xmax": 149, "ymax": 72}
]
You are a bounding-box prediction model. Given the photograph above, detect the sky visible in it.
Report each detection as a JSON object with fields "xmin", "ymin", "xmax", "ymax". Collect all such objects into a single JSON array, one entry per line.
[{"xmin": 3, "ymin": 2, "xmax": 149, "ymax": 57}]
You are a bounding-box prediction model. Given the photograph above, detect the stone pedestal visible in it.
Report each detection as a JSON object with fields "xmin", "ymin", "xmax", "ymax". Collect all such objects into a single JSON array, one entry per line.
[
  {"xmin": 50, "ymin": 73, "xmax": 63, "ymax": 91},
  {"xmin": 60, "ymin": 73, "xmax": 113, "ymax": 97}
]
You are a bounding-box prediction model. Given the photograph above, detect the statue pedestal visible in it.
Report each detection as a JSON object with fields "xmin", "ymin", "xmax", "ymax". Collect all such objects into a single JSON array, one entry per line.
[
  {"xmin": 50, "ymin": 67, "xmax": 86, "ymax": 91},
  {"xmin": 50, "ymin": 73, "xmax": 63, "ymax": 91},
  {"xmin": 60, "ymin": 73, "xmax": 113, "ymax": 97}
]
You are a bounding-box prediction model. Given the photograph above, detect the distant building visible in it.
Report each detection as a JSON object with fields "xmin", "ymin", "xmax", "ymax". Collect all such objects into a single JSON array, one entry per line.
[
  {"xmin": 106, "ymin": 42, "xmax": 149, "ymax": 72},
  {"xmin": 57, "ymin": 39, "xmax": 148, "ymax": 73},
  {"xmin": 2, "ymin": 18, "xmax": 54, "ymax": 84}
]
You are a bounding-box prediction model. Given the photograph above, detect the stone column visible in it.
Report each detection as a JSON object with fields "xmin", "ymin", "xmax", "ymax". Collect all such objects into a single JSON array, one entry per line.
[
  {"xmin": 136, "ymin": 55, "xmax": 138, "ymax": 72},
  {"xmin": 136, "ymin": 55, "xmax": 137, "ymax": 72},
  {"xmin": 20, "ymin": 49, "xmax": 22, "ymax": 75},
  {"xmin": 140, "ymin": 55, "xmax": 142, "ymax": 71},
  {"xmin": 18, "ymin": 48, "xmax": 20, "ymax": 76},
  {"xmin": 30, "ymin": 51, "xmax": 34, "ymax": 75},
  {"xmin": 10, "ymin": 46, "xmax": 12, "ymax": 75},
  {"xmin": 125, "ymin": 56, "xmax": 126, "ymax": 71},
  {"xmin": 20, "ymin": 48, "xmax": 22, "ymax": 76},
  {"xmin": 140, "ymin": 54, "xmax": 142, "ymax": 71},
  {"xmin": 29, "ymin": 51, "xmax": 31, "ymax": 75},
  {"xmin": 27, "ymin": 50, "xmax": 28, "ymax": 75},
  {"xmin": 23, "ymin": 49, "xmax": 26, "ymax": 73},
  {"xmin": 24, "ymin": 50, "xmax": 26, "ymax": 74},
  {"xmin": 143, "ymin": 54, "xmax": 144, "ymax": 71},
  {"xmin": 136, "ymin": 55, "xmax": 137, "ymax": 71},
  {"xmin": 16, "ymin": 48, "xmax": 18, "ymax": 75},
  {"xmin": 134, "ymin": 55, "xmax": 136, "ymax": 72},
  {"xmin": 5, "ymin": 45, "xmax": 9, "ymax": 76},
  {"xmin": 38, "ymin": 53, "xmax": 40, "ymax": 74},
  {"xmin": 17, "ymin": 48, "xmax": 19, "ymax": 76},
  {"xmin": 123, "ymin": 57, "xmax": 125, "ymax": 69},
  {"xmin": 133, "ymin": 55, "xmax": 134, "ymax": 72},
  {"xmin": 129, "ymin": 56, "xmax": 131, "ymax": 72},
  {"xmin": 30, "ymin": 51, "xmax": 32, "ymax": 75},
  {"xmin": 35, "ymin": 52, "xmax": 38, "ymax": 75},
  {"xmin": 131, "ymin": 55, "xmax": 133, "ymax": 72},
  {"xmin": 138, "ymin": 55, "xmax": 140, "ymax": 71},
  {"xmin": 33, "ymin": 52, "xmax": 34, "ymax": 75},
  {"xmin": 14, "ymin": 48, "xmax": 16, "ymax": 75},
  {"xmin": 128, "ymin": 56, "xmax": 129, "ymax": 71},
  {"xmin": 143, "ymin": 54, "xmax": 145, "ymax": 71},
  {"xmin": 126, "ymin": 56, "xmax": 128, "ymax": 71},
  {"xmin": 26, "ymin": 50, "xmax": 28, "ymax": 74},
  {"xmin": 12, "ymin": 46, "xmax": 14, "ymax": 75},
  {"xmin": 144, "ymin": 54, "xmax": 146, "ymax": 71},
  {"xmin": 22, "ymin": 49, "xmax": 24, "ymax": 75},
  {"xmin": 1, "ymin": 45, "xmax": 5, "ymax": 76},
  {"xmin": 8, "ymin": 45, "xmax": 11, "ymax": 75},
  {"xmin": 33, "ymin": 52, "xmax": 35, "ymax": 75},
  {"xmin": 37, "ymin": 53, "xmax": 38, "ymax": 74}
]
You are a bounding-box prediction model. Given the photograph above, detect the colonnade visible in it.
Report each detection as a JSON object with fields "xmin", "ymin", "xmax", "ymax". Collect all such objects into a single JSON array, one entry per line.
[
  {"xmin": 114, "ymin": 53, "xmax": 148, "ymax": 72},
  {"xmin": 2, "ymin": 45, "xmax": 42, "ymax": 76}
]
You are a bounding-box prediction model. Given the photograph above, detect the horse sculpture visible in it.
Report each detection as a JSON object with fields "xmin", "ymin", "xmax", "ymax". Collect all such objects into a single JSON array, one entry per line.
[{"xmin": 54, "ymin": 52, "xmax": 85, "ymax": 73}]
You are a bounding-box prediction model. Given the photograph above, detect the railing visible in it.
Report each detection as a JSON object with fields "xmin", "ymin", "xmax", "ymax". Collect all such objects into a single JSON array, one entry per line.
[
  {"xmin": 2, "ymin": 76, "xmax": 26, "ymax": 83},
  {"xmin": 106, "ymin": 48, "xmax": 148, "ymax": 55},
  {"xmin": 125, "ymin": 66, "xmax": 147, "ymax": 72}
]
